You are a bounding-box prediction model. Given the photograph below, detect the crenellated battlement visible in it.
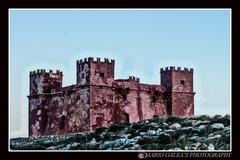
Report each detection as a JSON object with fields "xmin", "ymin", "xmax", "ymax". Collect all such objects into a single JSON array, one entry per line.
[
  {"xmin": 30, "ymin": 69, "xmax": 63, "ymax": 76},
  {"xmin": 77, "ymin": 57, "xmax": 115, "ymax": 65},
  {"xmin": 160, "ymin": 66, "xmax": 193, "ymax": 72},
  {"xmin": 128, "ymin": 76, "xmax": 140, "ymax": 83}
]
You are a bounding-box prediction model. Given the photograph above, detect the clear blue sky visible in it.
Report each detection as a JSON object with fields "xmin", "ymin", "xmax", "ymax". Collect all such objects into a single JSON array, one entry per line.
[{"xmin": 9, "ymin": 9, "xmax": 231, "ymax": 137}]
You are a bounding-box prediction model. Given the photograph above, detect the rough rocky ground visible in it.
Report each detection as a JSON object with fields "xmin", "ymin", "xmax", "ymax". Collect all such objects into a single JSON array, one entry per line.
[{"xmin": 10, "ymin": 114, "xmax": 230, "ymax": 150}]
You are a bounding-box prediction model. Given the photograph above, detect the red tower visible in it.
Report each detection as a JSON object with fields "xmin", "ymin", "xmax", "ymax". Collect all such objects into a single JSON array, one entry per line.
[
  {"xmin": 160, "ymin": 66, "xmax": 195, "ymax": 116},
  {"xmin": 76, "ymin": 57, "xmax": 115, "ymax": 86},
  {"xmin": 28, "ymin": 69, "xmax": 63, "ymax": 136}
]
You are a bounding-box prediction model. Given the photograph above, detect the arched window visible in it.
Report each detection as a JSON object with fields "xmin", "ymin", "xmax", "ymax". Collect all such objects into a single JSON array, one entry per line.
[{"xmin": 59, "ymin": 115, "xmax": 65, "ymax": 129}]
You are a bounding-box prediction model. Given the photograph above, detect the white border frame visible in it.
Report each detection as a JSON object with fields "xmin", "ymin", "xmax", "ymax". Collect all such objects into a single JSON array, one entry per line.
[{"xmin": 8, "ymin": 8, "xmax": 232, "ymax": 152}]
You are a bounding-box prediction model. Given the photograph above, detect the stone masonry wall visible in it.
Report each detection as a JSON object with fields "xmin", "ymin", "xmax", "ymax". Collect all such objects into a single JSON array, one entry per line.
[
  {"xmin": 29, "ymin": 83, "xmax": 169, "ymax": 136},
  {"xmin": 171, "ymin": 93, "xmax": 194, "ymax": 116},
  {"xmin": 29, "ymin": 70, "xmax": 63, "ymax": 95},
  {"xmin": 89, "ymin": 81, "xmax": 169, "ymax": 131},
  {"xmin": 29, "ymin": 86, "xmax": 90, "ymax": 137}
]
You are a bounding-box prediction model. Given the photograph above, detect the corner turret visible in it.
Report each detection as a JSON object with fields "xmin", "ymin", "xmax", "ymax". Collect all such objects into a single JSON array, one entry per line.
[
  {"xmin": 29, "ymin": 69, "xmax": 63, "ymax": 95},
  {"xmin": 160, "ymin": 66, "xmax": 195, "ymax": 117}
]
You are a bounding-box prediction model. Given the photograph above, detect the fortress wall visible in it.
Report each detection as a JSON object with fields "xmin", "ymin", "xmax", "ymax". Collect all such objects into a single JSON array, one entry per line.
[
  {"xmin": 29, "ymin": 82, "xmax": 170, "ymax": 137},
  {"xmin": 171, "ymin": 93, "xmax": 194, "ymax": 117},
  {"xmin": 89, "ymin": 86, "xmax": 115, "ymax": 131},
  {"xmin": 29, "ymin": 87, "xmax": 90, "ymax": 137},
  {"xmin": 89, "ymin": 81, "xmax": 169, "ymax": 131}
]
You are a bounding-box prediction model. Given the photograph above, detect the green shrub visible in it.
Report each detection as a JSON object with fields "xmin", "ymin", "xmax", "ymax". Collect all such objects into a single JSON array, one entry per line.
[
  {"xmin": 166, "ymin": 116, "xmax": 181, "ymax": 124},
  {"xmin": 108, "ymin": 123, "xmax": 127, "ymax": 132}
]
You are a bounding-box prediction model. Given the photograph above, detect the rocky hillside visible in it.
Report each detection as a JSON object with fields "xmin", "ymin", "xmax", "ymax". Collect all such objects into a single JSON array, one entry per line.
[{"xmin": 10, "ymin": 115, "xmax": 230, "ymax": 150}]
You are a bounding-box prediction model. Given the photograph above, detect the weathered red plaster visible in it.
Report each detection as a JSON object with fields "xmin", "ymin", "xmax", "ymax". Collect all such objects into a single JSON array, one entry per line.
[{"xmin": 28, "ymin": 57, "xmax": 195, "ymax": 137}]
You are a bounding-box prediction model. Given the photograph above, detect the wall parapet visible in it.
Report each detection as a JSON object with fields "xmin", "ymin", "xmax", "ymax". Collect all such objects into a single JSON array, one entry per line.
[
  {"xmin": 160, "ymin": 66, "xmax": 193, "ymax": 72},
  {"xmin": 30, "ymin": 69, "xmax": 63, "ymax": 75},
  {"xmin": 77, "ymin": 57, "xmax": 115, "ymax": 65},
  {"xmin": 128, "ymin": 76, "xmax": 140, "ymax": 83}
]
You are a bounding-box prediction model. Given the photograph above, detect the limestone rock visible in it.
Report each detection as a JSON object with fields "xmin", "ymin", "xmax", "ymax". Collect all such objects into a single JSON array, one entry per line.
[
  {"xmin": 169, "ymin": 123, "xmax": 181, "ymax": 130},
  {"xmin": 10, "ymin": 114, "xmax": 230, "ymax": 151}
]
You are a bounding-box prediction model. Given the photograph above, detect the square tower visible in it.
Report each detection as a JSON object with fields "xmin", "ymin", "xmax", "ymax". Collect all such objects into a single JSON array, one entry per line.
[
  {"xmin": 29, "ymin": 69, "xmax": 63, "ymax": 95},
  {"xmin": 28, "ymin": 69, "xmax": 63, "ymax": 136},
  {"xmin": 160, "ymin": 66, "xmax": 195, "ymax": 116},
  {"xmin": 76, "ymin": 57, "xmax": 115, "ymax": 86}
]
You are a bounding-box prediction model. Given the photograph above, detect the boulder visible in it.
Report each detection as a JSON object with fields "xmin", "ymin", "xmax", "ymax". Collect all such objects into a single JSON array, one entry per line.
[
  {"xmin": 147, "ymin": 130, "xmax": 156, "ymax": 136},
  {"xmin": 180, "ymin": 126, "xmax": 193, "ymax": 134},
  {"xmin": 131, "ymin": 144, "xmax": 140, "ymax": 150},
  {"xmin": 188, "ymin": 136, "xmax": 200, "ymax": 143},
  {"xmin": 164, "ymin": 129, "xmax": 175, "ymax": 135},
  {"xmin": 195, "ymin": 125, "xmax": 207, "ymax": 133},
  {"xmin": 208, "ymin": 143, "xmax": 215, "ymax": 150},
  {"xmin": 177, "ymin": 135, "xmax": 186, "ymax": 144},
  {"xmin": 156, "ymin": 128, "xmax": 163, "ymax": 136},
  {"xmin": 139, "ymin": 132, "xmax": 147, "ymax": 136},
  {"xmin": 211, "ymin": 123, "xmax": 224, "ymax": 130},
  {"xmin": 169, "ymin": 123, "xmax": 181, "ymax": 130},
  {"xmin": 193, "ymin": 120, "xmax": 210, "ymax": 127},
  {"xmin": 128, "ymin": 136, "xmax": 142, "ymax": 145},
  {"xmin": 187, "ymin": 142, "xmax": 201, "ymax": 150}
]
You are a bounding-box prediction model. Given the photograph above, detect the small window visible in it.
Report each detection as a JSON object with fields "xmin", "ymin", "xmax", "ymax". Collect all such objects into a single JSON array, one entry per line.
[
  {"xmin": 180, "ymin": 80, "xmax": 185, "ymax": 85},
  {"xmin": 126, "ymin": 88, "xmax": 130, "ymax": 94},
  {"xmin": 123, "ymin": 113, "xmax": 129, "ymax": 123},
  {"xmin": 100, "ymin": 72, "xmax": 105, "ymax": 78},
  {"xmin": 41, "ymin": 109, "xmax": 49, "ymax": 131},
  {"xmin": 152, "ymin": 96, "xmax": 157, "ymax": 103},
  {"xmin": 59, "ymin": 115, "xmax": 66, "ymax": 129},
  {"xmin": 122, "ymin": 94, "xmax": 127, "ymax": 101},
  {"xmin": 81, "ymin": 73, "xmax": 85, "ymax": 78}
]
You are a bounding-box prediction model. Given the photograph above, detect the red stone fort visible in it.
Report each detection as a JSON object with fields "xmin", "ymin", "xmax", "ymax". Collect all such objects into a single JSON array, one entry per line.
[{"xmin": 28, "ymin": 57, "xmax": 195, "ymax": 137}]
